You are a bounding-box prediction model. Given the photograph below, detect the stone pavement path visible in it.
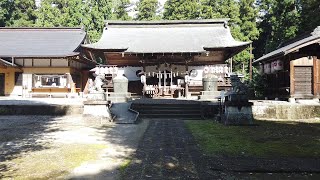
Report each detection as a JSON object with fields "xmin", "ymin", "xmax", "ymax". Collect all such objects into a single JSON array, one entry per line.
[
  {"xmin": 121, "ymin": 119, "xmax": 213, "ymax": 180},
  {"xmin": 121, "ymin": 119, "xmax": 320, "ymax": 180}
]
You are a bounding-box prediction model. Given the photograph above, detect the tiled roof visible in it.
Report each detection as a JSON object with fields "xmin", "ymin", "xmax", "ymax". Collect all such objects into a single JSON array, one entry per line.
[
  {"xmin": 83, "ymin": 19, "xmax": 250, "ymax": 54},
  {"xmin": 254, "ymin": 26, "xmax": 320, "ymax": 63},
  {"xmin": 0, "ymin": 27, "xmax": 86, "ymax": 58}
]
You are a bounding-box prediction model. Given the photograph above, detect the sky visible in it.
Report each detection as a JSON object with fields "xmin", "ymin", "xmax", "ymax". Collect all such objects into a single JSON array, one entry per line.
[{"xmin": 131, "ymin": 0, "xmax": 167, "ymax": 6}]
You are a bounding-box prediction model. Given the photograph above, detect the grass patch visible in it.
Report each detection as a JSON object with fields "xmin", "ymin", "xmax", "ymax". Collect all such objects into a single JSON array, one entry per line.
[
  {"xmin": 186, "ymin": 120, "xmax": 320, "ymax": 158},
  {"xmin": 2, "ymin": 143, "xmax": 106, "ymax": 180},
  {"xmin": 119, "ymin": 159, "xmax": 132, "ymax": 174}
]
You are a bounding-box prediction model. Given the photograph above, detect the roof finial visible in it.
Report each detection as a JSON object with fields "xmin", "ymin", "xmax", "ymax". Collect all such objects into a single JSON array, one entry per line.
[
  {"xmin": 224, "ymin": 21, "xmax": 228, "ymax": 28},
  {"xmin": 312, "ymin": 26, "xmax": 320, "ymax": 36}
]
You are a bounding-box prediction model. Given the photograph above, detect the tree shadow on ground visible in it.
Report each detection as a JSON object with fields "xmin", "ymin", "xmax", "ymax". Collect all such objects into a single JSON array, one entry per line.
[
  {"xmin": 66, "ymin": 117, "xmax": 320, "ymax": 180},
  {"xmin": 67, "ymin": 118, "xmax": 149, "ymax": 179},
  {"xmin": 0, "ymin": 114, "xmax": 63, "ymax": 178}
]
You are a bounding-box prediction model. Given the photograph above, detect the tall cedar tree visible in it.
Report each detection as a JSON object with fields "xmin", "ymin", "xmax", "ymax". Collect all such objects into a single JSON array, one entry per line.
[
  {"xmin": 36, "ymin": 0, "xmax": 112, "ymax": 42},
  {"xmin": 135, "ymin": 0, "xmax": 160, "ymax": 20},
  {"xmin": 239, "ymin": 0, "xmax": 259, "ymax": 41},
  {"xmin": 299, "ymin": 0, "xmax": 320, "ymax": 34},
  {"xmin": 0, "ymin": 0, "xmax": 12, "ymax": 26},
  {"xmin": 112, "ymin": 0, "xmax": 132, "ymax": 20},
  {"xmin": 0, "ymin": 0, "xmax": 37, "ymax": 27},
  {"xmin": 202, "ymin": 0, "xmax": 249, "ymax": 73},
  {"xmin": 256, "ymin": 0, "xmax": 300, "ymax": 56},
  {"xmin": 163, "ymin": 0, "xmax": 199, "ymax": 20},
  {"xmin": 36, "ymin": 0, "xmax": 84, "ymax": 27},
  {"xmin": 36, "ymin": 0, "xmax": 62, "ymax": 27},
  {"xmin": 234, "ymin": 0, "xmax": 259, "ymax": 76},
  {"xmin": 84, "ymin": 0, "xmax": 113, "ymax": 42}
]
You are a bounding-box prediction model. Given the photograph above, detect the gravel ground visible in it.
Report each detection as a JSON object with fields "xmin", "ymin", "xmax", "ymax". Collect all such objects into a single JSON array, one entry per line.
[
  {"xmin": 0, "ymin": 115, "xmax": 149, "ymax": 179},
  {"xmin": 0, "ymin": 97, "xmax": 85, "ymax": 105}
]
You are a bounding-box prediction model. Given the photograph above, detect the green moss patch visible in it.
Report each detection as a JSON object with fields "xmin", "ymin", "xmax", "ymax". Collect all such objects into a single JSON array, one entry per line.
[{"xmin": 186, "ymin": 120, "xmax": 320, "ymax": 158}]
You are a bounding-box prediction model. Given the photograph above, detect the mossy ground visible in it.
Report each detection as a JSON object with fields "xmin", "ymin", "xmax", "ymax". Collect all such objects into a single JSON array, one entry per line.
[
  {"xmin": 1, "ymin": 143, "xmax": 106, "ymax": 180},
  {"xmin": 186, "ymin": 119, "xmax": 320, "ymax": 158}
]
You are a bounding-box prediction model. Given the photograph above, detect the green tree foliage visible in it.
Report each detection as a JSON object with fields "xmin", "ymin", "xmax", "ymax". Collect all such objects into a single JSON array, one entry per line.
[
  {"xmin": 0, "ymin": 0, "xmax": 11, "ymax": 26},
  {"xmin": 202, "ymin": 0, "xmax": 241, "ymax": 25},
  {"xmin": 112, "ymin": 0, "xmax": 132, "ymax": 20},
  {"xmin": 36, "ymin": 0, "xmax": 62, "ymax": 27},
  {"xmin": 135, "ymin": 0, "xmax": 160, "ymax": 20},
  {"xmin": 0, "ymin": 0, "xmax": 37, "ymax": 27},
  {"xmin": 239, "ymin": 0, "xmax": 259, "ymax": 41},
  {"xmin": 255, "ymin": 0, "xmax": 300, "ymax": 56},
  {"xmin": 299, "ymin": 0, "xmax": 320, "ymax": 34},
  {"xmin": 202, "ymin": 0, "xmax": 255, "ymax": 73},
  {"xmin": 36, "ymin": 0, "xmax": 112, "ymax": 42},
  {"xmin": 83, "ymin": 0, "xmax": 113, "ymax": 42},
  {"xmin": 163, "ymin": 0, "xmax": 200, "ymax": 20}
]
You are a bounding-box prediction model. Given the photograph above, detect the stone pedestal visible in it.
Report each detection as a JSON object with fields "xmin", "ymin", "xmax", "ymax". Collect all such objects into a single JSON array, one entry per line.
[
  {"xmin": 109, "ymin": 93, "xmax": 130, "ymax": 103},
  {"xmin": 288, "ymin": 97, "xmax": 296, "ymax": 103},
  {"xmin": 87, "ymin": 92, "xmax": 105, "ymax": 101},
  {"xmin": 199, "ymin": 91, "xmax": 221, "ymax": 101},
  {"xmin": 223, "ymin": 101, "xmax": 253, "ymax": 125},
  {"xmin": 83, "ymin": 100, "xmax": 112, "ymax": 124}
]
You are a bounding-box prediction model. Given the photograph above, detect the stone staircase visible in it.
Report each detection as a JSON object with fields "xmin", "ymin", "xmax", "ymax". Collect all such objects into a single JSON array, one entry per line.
[{"xmin": 130, "ymin": 99, "xmax": 204, "ymax": 119}]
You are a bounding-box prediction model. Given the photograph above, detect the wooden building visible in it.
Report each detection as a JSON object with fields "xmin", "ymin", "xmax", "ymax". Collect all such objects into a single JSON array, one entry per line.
[
  {"xmin": 82, "ymin": 19, "xmax": 250, "ymax": 98},
  {"xmin": 0, "ymin": 27, "xmax": 95, "ymax": 97},
  {"xmin": 254, "ymin": 26, "xmax": 320, "ymax": 100}
]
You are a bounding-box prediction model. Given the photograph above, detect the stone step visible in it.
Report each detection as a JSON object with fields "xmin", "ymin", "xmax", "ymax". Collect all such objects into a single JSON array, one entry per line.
[
  {"xmin": 138, "ymin": 109, "xmax": 201, "ymax": 114},
  {"xmin": 106, "ymin": 96, "xmax": 128, "ymax": 103},
  {"xmin": 132, "ymin": 105, "xmax": 200, "ymax": 110},
  {"xmin": 199, "ymin": 95, "xmax": 220, "ymax": 100},
  {"xmin": 139, "ymin": 113, "xmax": 202, "ymax": 119},
  {"xmin": 200, "ymin": 91, "xmax": 221, "ymax": 96}
]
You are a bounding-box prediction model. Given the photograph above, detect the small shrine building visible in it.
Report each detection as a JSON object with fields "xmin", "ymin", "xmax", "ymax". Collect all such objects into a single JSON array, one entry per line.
[
  {"xmin": 254, "ymin": 26, "xmax": 320, "ymax": 101},
  {"xmin": 0, "ymin": 27, "xmax": 95, "ymax": 97}
]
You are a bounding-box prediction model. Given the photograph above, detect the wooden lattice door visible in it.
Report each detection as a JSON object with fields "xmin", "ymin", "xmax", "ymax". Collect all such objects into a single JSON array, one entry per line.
[{"xmin": 294, "ymin": 66, "xmax": 313, "ymax": 96}]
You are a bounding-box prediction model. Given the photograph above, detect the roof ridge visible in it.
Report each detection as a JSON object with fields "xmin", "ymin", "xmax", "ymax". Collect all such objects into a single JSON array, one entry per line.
[
  {"xmin": 0, "ymin": 27, "xmax": 82, "ymax": 31},
  {"xmin": 105, "ymin": 19, "xmax": 230, "ymax": 26}
]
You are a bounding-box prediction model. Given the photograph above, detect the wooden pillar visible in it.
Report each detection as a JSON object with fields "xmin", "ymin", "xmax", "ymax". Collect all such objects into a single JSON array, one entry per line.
[
  {"xmin": 313, "ymin": 56, "xmax": 319, "ymax": 97},
  {"xmin": 290, "ymin": 58, "xmax": 295, "ymax": 97},
  {"xmin": 185, "ymin": 61, "xmax": 189, "ymax": 98},
  {"xmin": 163, "ymin": 70, "xmax": 166, "ymax": 93},
  {"xmin": 230, "ymin": 58, "xmax": 233, "ymax": 73}
]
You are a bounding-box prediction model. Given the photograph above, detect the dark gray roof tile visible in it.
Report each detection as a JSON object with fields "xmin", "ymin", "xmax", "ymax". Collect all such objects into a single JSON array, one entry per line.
[
  {"xmin": 83, "ymin": 20, "xmax": 250, "ymax": 53},
  {"xmin": 0, "ymin": 28, "xmax": 86, "ymax": 58},
  {"xmin": 254, "ymin": 26, "xmax": 320, "ymax": 63}
]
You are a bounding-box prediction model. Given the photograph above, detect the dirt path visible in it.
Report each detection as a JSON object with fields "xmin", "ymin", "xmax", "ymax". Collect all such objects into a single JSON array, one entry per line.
[{"xmin": 0, "ymin": 115, "xmax": 148, "ymax": 179}]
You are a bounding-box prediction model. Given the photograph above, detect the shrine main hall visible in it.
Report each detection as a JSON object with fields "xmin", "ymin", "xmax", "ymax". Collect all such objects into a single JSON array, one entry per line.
[{"xmin": 82, "ymin": 19, "xmax": 250, "ymax": 98}]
